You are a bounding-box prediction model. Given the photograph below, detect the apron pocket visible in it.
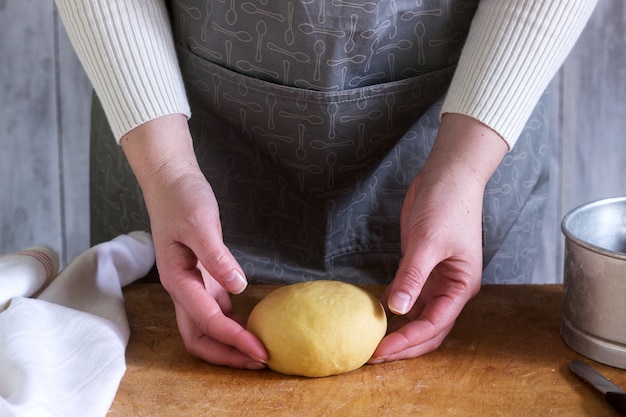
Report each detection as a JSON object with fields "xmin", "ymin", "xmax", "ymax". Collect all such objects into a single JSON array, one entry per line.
[{"xmin": 178, "ymin": 45, "xmax": 456, "ymax": 194}]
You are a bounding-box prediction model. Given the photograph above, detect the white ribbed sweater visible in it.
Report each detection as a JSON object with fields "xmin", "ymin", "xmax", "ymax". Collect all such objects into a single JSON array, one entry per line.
[{"xmin": 55, "ymin": 0, "xmax": 597, "ymax": 149}]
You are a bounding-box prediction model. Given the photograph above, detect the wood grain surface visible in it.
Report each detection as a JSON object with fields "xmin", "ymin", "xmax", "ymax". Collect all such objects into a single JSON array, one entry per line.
[{"xmin": 110, "ymin": 284, "xmax": 626, "ymax": 416}]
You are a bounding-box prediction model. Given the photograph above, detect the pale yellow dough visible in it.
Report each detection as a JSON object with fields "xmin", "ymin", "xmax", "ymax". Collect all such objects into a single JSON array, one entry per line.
[{"xmin": 247, "ymin": 280, "xmax": 387, "ymax": 377}]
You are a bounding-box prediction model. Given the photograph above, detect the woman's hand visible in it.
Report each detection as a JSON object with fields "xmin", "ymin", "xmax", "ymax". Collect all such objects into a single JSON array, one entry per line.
[
  {"xmin": 121, "ymin": 115, "xmax": 268, "ymax": 369},
  {"xmin": 371, "ymin": 113, "xmax": 508, "ymax": 363}
]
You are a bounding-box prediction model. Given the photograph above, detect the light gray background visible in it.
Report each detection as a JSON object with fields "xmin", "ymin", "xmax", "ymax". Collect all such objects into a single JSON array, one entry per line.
[{"xmin": 1, "ymin": 1, "xmax": 624, "ymax": 283}]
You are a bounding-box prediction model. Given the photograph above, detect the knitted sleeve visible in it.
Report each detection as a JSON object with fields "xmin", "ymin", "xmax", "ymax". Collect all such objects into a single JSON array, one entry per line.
[
  {"xmin": 441, "ymin": 0, "xmax": 598, "ymax": 149},
  {"xmin": 55, "ymin": 0, "xmax": 190, "ymax": 142},
  {"xmin": 56, "ymin": 1, "xmax": 597, "ymax": 148}
]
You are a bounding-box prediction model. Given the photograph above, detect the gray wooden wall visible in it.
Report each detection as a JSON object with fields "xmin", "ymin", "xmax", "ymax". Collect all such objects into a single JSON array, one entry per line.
[
  {"xmin": 1, "ymin": 2, "xmax": 624, "ymax": 281},
  {"xmin": 1, "ymin": 0, "xmax": 90, "ymax": 267}
]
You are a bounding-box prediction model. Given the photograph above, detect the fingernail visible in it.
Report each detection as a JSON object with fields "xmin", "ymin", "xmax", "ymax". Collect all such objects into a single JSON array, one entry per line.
[
  {"xmin": 225, "ymin": 270, "xmax": 247, "ymax": 294},
  {"xmin": 245, "ymin": 362, "xmax": 266, "ymax": 370},
  {"xmin": 252, "ymin": 357, "xmax": 267, "ymax": 364},
  {"xmin": 389, "ymin": 291, "xmax": 412, "ymax": 315}
]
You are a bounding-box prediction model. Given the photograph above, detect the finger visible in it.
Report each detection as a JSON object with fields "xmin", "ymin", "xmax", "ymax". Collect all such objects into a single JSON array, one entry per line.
[
  {"xmin": 173, "ymin": 302, "xmax": 266, "ymax": 370},
  {"xmin": 162, "ymin": 262, "xmax": 268, "ymax": 364},
  {"xmin": 181, "ymin": 277, "xmax": 267, "ymax": 362},
  {"xmin": 198, "ymin": 261, "xmax": 235, "ymax": 315},
  {"xmin": 386, "ymin": 245, "xmax": 440, "ymax": 316},
  {"xmin": 371, "ymin": 288, "xmax": 469, "ymax": 361},
  {"xmin": 174, "ymin": 287, "xmax": 268, "ymax": 365},
  {"xmin": 378, "ymin": 286, "xmax": 425, "ymax": 328},
  {"xmin": 369, "ymin": 319, "xmax": 454, "ymax": 363},
  {"xmin": 187, "ymin": 224, "xmax": 248, "ymax": 295}
]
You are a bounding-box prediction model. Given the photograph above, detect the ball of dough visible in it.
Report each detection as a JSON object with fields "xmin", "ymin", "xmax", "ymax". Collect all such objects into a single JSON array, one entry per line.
[{"xmin": 247, "ymin": 280, "xmax": 387, "ymax": 377}]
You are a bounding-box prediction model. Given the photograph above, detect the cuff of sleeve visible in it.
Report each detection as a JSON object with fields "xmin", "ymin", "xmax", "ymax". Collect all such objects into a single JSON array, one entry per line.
[
  {"xmin": 107, "ymin": 95, "xmax": 191, "ymax": 144},
  {"xmin": 56, "ymin": 0, "xmax": 192, "ymax": 143},
  {"xmin": 441, "ymin": 0, "xmax": 597, "ymax": 149}
]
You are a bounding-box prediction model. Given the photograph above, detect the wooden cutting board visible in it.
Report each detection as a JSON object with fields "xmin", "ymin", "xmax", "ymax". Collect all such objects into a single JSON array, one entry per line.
[{"xmin": 109, "ymin": 284, "xmax": 626, "ymax": 416}]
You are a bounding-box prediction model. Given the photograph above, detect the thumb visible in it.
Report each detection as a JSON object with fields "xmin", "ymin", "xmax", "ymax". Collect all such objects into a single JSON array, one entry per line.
[
  {"xmin": 387, "ymin": 246, "xmax": 439, "ymax": 315},
  {"xmin": 189, "ymin": 226, "xmax": 247, "ymax": 295}
]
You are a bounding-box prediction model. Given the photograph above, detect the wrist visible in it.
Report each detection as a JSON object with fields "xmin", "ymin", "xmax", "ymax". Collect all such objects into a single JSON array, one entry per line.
[
  {"xmin": 424, "ymin": 113, "xmax": 508, "ymax": 188},
  {"xmin": 120, "ymin": 114, "xmax": 203, "ymax": 196}
]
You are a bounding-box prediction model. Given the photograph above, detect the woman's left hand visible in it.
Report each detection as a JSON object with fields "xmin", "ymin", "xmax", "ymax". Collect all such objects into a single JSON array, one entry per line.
[{"xmin": 370, "ymin": 113, "xmax": 508, "ymax": 363}]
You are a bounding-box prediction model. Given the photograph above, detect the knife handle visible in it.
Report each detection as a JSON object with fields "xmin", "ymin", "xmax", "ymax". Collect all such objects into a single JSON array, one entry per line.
[{"xmin": 606, "ymin": 392, "xmax": 626, "ymax": 416}]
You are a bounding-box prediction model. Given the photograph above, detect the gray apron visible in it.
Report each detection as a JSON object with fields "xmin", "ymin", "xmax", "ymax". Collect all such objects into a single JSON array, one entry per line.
[{"xmin": 90, "ymin": 0, "xmax": 550, "ymax": 285}]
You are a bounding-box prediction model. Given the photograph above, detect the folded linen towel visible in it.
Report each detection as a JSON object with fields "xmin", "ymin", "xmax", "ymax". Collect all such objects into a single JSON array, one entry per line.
[
  {"xmin": 0, "ymin": 245, "xmax": 59, "ymax": 309},
  {"xmin": 0, "ymin": 231, "xmax": 155, "ymax": 417}
]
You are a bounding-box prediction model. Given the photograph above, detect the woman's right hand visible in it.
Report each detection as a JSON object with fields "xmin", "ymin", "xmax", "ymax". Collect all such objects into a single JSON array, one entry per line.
[{"xmin": 120, "ymin": 114, "xmax": 268, "ymax": 369}]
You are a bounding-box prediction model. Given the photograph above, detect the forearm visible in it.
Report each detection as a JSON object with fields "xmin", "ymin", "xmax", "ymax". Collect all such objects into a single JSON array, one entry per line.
[
  {"xmin": 55, "ymin": 0, "xmax": 190, "ymax": 142},
  {"xmin": 443, "ymin": 0, "xmax": 598, "ymax": 149}
]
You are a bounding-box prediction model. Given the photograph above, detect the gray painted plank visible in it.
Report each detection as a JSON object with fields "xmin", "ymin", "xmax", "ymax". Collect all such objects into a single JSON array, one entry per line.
[
  {"xmin": 557, "ymin": 1, "xmax": 626, "ymax": 284},
  {"xmin": 56, "ymin": 11, "xmax": 91, "ymax": 265},
  {"xmin": 536, "ymin": 2, "xmax": 626, "ymax": 283},
  {"xmin": 562, "ymin": 1, "xmax": 626, "ymax": 211},
  {"xmin": 0, "ymin": 1, "xmax": 63, "ymax": 256}
]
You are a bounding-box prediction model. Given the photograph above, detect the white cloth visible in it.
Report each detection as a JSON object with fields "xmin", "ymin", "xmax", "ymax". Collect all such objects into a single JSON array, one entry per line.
[
  {"xmin": 0, "ymin": 232, "xmax": 155, "ymax": 417},
  {"xmin": 0, "ymin": 245, "xmax": 59, "ymax": 309}
]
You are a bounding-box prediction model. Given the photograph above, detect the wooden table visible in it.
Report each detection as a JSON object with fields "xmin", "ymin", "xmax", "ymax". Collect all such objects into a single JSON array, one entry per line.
[{"xmin": 109, "ymin": 284, "xmax": 626, "ymax": 416}]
